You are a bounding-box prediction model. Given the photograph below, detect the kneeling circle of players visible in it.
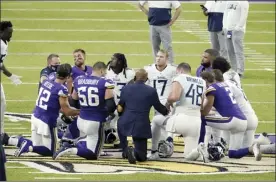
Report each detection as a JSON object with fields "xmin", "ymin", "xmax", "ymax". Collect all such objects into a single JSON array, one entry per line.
[{"xmin": 1, "ymin": 49, "xmax": 275, "ymax": 164}]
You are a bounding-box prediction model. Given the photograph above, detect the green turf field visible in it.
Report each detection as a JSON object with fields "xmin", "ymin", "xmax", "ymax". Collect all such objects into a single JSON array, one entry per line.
[{"xmin": 1, "ymin": 1, "xmax": 275, "ymax": 181}]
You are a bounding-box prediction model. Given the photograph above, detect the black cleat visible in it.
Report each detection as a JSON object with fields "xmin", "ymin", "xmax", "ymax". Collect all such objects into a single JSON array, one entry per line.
[
  {"xmin": 0, "ymin": 133, "xmax": 10, "ymax": 146},
  {"xmin": 127, "ymin": 147, "xmax": 136, "ymax": 164}
]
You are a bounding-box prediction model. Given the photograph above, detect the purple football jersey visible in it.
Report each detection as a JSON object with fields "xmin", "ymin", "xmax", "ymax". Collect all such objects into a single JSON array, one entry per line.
[
  {"xmin": 74, "ymin": 75, "xmax": 115, "ymax": 122},
  {"xmin": 71, "ymin": 65, "xmax": 93, "ymax": 81},
  {"xmin": 206, "ymin": 82, "xmax": 246, "ymax": 120},
  {"xmin": 33, "ymin": 80, "xmax": 69, "ymax": 128},
  {"xmin": 196, "ymin": 65, "xmax": 212, "ymax": 77}
]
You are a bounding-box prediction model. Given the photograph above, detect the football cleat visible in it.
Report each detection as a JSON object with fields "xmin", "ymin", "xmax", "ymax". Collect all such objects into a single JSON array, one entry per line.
[
  {"xmin": 53, "ymin": 146, "xmax": 72, "ymax": 160},
  {"xmin": 14, "ymin": 140, "xmax": 30, "ymax": 157},
  {"xmin": 147, "ymin": 151, "xmax": 160, "ymax": 161},
  {"xmin": 252, "ymin": 143, "xmax": 262, "ymax": 161},
  {"xmin": 126, "ymin": 147, "xmax": 136, "ymax": 164},
  {"xmin": 0, "ymin": 133, "xmax": 10, "ymax": 146},
  {"xmin": 197, "ymin": 142, "xmax": 209, "ymax": 163}
]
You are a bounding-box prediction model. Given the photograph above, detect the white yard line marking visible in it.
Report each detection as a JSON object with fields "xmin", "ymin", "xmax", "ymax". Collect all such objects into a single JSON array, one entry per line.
[
  {"xmin": 259, "ymin": 121, "xmax": 275, "ymax": 124},
  {"xmin": 7, "ymin": 166, "xmax": 32, "ymax": 169},
  {"xmin": 243, "ymin": 84, "xmax": 274, "ymax": 86},
  {"xmin": 34, "ymin": 177, "xmax": 82, "ymax": 180},
  {"xmin": 10, "ymin": 40, "xmax": 275, "ymax": 45},
  {"xmin": 4, "ymin": 123, "xmax": 22, "ymax": 126},
  {"xmin": 12, "ymin": 28, "xmax": 276, "ymax": 34},
  {"xmin": 250, "ymin": 102, "xmax": 275, "ymax": 104},
  {"xmin": 1, "ymin": 18, "xmax": 275, "ymax": 23},
  {"xmin": 2, "ymin": 8, "xmax": 275, "ymax": 14},
  {"xmin": 5, "ymin": 128, "xmax": 28, "ymax": 130}
]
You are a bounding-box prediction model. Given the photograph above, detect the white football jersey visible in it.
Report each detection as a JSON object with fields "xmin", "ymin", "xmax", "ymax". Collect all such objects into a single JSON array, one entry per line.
[
  {"xmin": 106, "ymin": 68, "xmax": 135, "ymax": 104},
  {"xmin": 223, "ymin": 69, "xmax": 241, "ymax": 88},
  {"xmin": 225, "ymin": 80, "xmax": 255, "ymax": 116},
  {"xmin": 173, "ymin": 74, "xmax": 206, "ymax": 116},
  {"xmin": 0, "ymin": 39, "xmax": 8, "ymax": 66},
  {"xmin": 144, "ymin": 64, "xmax": 177, "ymax": 105}
]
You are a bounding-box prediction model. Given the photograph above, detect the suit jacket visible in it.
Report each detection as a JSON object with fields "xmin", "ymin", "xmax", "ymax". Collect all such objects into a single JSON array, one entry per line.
[{"xmin": 117, "ymin": 81, "xmax": 168, "ymax": 139}]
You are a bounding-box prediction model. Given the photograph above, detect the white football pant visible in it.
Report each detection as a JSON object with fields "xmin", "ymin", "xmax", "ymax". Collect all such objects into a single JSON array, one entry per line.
[
  {"xmin": 31, "ymin": 115, "xmax": 57, "ymax": 152},
  {"xmin": 165, "ymin": 113, "xmax": 201, "ymax": 158},
  {"xmin": 77, "ymin": 117, "xmax": 105, "ymax": 157},
  {"xmin": 204, "ymin": 116, "xmax": 247, "ymax": 151}
]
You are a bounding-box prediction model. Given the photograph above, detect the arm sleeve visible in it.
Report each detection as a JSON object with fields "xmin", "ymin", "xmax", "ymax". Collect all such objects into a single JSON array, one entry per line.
[
  {"xmin": 58, "ymin": 86, "xmax": 69, "ymax": 98},
  {"xmin": 152, "ymin": 90, "xmax": 169, "ymax": 116},
  {"xmin": 236, "ymin": 1, "xmax": 249, "ymax": 30},
  {"xmin": 204, "ymin": 1, "xmax": 213, "ymax": 11},
  {"xmin": 139, "ymin": 1, "xmax": 147, "ymax": 6},
  {"xmin": 172, "ymin": 1, "xmax": 181, "ymax": 9}
]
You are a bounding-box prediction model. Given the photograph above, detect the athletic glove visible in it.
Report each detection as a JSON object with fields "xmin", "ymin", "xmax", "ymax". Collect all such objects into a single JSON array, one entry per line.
[{"xmin": 8, "ymin": 74, "xmax": 22, "ymax": 85}]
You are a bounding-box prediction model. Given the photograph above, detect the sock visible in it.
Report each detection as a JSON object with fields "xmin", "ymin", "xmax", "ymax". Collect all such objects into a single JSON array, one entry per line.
[
  {"xmin": 8, "ymin": 137, "xmax": 19, "ymax": 147},
  {"xmin": 228, "ymin": 148, "xmax": 249, "ymax": 158},
  {"xmin": 32, "ymin": 146, "xmax": 53, "ymax": 156},
  {"xmin": 260, "ymin": 143, "xmax": 276, "ymax": 154},
  {"xmin": 151, "ymin": 150, "xmax": 157, "ymax": 154}
]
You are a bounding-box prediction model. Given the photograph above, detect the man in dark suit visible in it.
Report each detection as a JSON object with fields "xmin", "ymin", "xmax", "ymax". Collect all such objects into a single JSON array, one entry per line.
[{"xmin": 117, "ymin": 69, "xmax": 169, "ymax": 164}]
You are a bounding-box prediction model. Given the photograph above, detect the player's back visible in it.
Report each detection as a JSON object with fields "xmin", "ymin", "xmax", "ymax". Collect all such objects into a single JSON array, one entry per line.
[
  {"xmin": 145, "ymin": 64, "xmax": 177, "ymax": 104},
  {"xmin": 33, "ymin": 79, "xmax": 68, "ymax": 128},
  {"xmin": 71, "ymin": 65, "xmax": 93, "ymax": 81},
  {"xmin": 207, "ymin": 82, "xmax": 246, "ymax": 120},
  {"xmin": 225, "ymin": 80, "xmax": 255, "ymax": 115},
  {"xmin": 106, "ymin": 68, "xmax": 135, "ymax": 104},
  {"xmin": 74, "ymin": 75, "xmax": 114, "ymax": 122},
  {"xmin": 174, "ymin": 74, "xmax": 206, "ymax": 116}
]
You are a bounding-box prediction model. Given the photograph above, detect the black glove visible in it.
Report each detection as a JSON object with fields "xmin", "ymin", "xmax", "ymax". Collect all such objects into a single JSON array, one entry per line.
[{"xmin": 61, "ymin": 114, "xmax": 74, "ymax": 124}]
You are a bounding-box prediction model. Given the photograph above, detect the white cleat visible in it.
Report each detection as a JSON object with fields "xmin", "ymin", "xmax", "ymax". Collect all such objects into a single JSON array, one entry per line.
[
  {"xmin": 254, "ymin": 133, "xmax": 271, "ymax": 145},
  {"xmin": 197, "ymin": 142, "xmax": 209, "ymax": 163},
  {"xmin": 147, "ymin": 152, "xmax": 160, "ymax": 161},
  {"xmin": 253, "ymin": 143, "xmax": 262, "ymax": 161}
]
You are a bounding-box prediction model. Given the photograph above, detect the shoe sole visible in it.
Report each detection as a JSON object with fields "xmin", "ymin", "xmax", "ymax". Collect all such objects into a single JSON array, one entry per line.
[
  {"xmin": 15, "ymin": 140, "xmax": 27, "ymax": 157},
  {"xmin": 254, "ymin": 144, "xmax": 262, "ymax": 161},
  {"xmin": 127, "ymin": 147, "xmax": 136, "ymax": 164}
]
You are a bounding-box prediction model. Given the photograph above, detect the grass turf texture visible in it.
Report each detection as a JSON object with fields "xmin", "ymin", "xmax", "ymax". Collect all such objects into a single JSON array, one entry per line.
[{"xmin": 1, "ymin": 1, "xmax": 275, "ymax": 181}]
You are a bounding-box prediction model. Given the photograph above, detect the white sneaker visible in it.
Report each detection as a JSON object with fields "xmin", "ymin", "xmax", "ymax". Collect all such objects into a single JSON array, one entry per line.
[
  {"xmin": 253, "ymin": 143, "xmax": 262, "ymax": 161},
  {"xmin": 197, "ymin": 142, "xmax": 209, "ymax": 163},
  {"xmin": 254, "ymin": 133, "xmax": 271, "ymax": 145},
  {"xmin": 147, "ymin": 152, "xmax": 160, "ymax": 160}
]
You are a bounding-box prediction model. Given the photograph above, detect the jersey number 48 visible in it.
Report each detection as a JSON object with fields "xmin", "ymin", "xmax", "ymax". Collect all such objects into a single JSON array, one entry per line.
[{"xmin": 186, "ymin": 84, "xmax": 204, "ymax": 106}]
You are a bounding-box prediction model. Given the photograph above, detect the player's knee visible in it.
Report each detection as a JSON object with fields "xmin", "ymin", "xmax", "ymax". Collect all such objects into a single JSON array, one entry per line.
[
  {"xmin": 135, "ymin": 153, "xmax": 147, "ymax": 162},
  {"xmin": 152, "ymin": 115, "xmax": 166, "ymax": 126}
]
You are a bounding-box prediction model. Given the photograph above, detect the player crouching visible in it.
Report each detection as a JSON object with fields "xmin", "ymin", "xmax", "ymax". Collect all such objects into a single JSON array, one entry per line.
[
  {"xmin": 53, "ymin": 62, "xmax": 116, "ymax": 160},
  {"xmin": 7, "ymin": 64, "xmax": 80, "ymax": 157}
]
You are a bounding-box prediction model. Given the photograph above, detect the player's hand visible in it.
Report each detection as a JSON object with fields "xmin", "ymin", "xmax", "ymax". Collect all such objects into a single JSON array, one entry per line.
[
  {"xmin": 168, "ymin": 20, "xmax": 174, "ymax": 27},
  {"xmin": 8, "ymin": 74, "xmax": 22, "ymax": 85}
]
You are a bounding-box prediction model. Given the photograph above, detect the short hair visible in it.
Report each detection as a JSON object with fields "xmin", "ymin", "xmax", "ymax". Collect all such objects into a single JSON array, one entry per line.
[
  {"xmin": 93, "ymin": 61, "xmax": 107, "ymax": 70},
  {"xmin": 204, "ymin": 49, "xmax": 220, "ymax": 58},
  {"xmin": 56, "ymin": 63, "xmax": 71, "ymax": 79},
  {"xmin": 0, "ymin": 21, "xmax": 13, "ymax": 31},
  {"xmin": 158, "ymin": 49, "xmax": 169, "ymax": 58},
  {"xmin": 212, "ymin": 69, "xmax": 224, "ymax": 82},
  {"xmin": 200, "ymin": 71, "xmax": 215, "ymax": 83},
  {"xmin": 212, "ymin": 56, "xmax": 231, "ymax": 73},
  {"xmin": 47, "ymin": 54, "xmax": 59, "ymax": 62},
  {"xmin": 73, "ymin": 48, "xmax": 86, "ymax": 55},
  {"xmin": 177, "ymin": 62, "xmax": 191, "ymax": 72}
]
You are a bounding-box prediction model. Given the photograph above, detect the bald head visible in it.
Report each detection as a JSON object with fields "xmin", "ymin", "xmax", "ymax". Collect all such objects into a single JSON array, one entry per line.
[{"xmin": 135, "ymin": 69, "xmax": 148, "ymax": 82}]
